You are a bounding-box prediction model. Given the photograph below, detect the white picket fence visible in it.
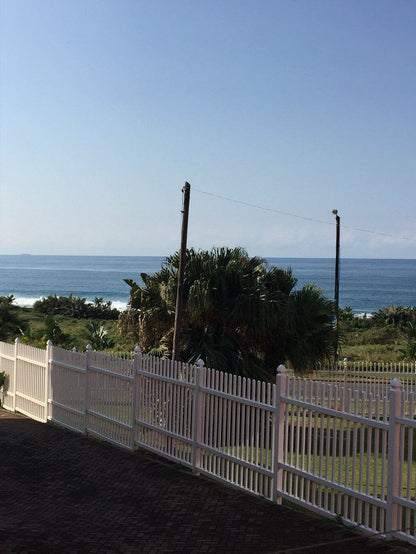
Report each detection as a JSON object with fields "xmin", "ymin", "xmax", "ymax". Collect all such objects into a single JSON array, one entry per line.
[
  {"xmin": 310, "ymin": 359, "xmax": 416, "ymax": 401},
  {"xmin": 1, "ymin": 339, "xmax": 415, "ymax": 547},
  {"xmin": 331, "ymin": 360, "xmax": 416, "ymax": 374}
]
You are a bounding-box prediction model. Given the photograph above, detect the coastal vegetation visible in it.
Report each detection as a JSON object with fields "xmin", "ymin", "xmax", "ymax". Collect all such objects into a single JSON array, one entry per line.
[
  {"xmin": 0, "ymin": 295, "xmax": 121, "ymax": 352},
  {"xmin": 0, "ymin": 269, "xmax": 414, "ymax": 373},
  {"xmin": 119, "ymin": 247, "xmax": 335, "ymax": 378},
  {"xmin": 0, "ymin": 295, "xmax": 25, "ymax": 341},
  {"xmin": 339, "ymin": 305, "xmax": 416, "ymax": 362},
  {"xmin": 33, "ymin": 294, "xmax": 119, "ymax": 320}
]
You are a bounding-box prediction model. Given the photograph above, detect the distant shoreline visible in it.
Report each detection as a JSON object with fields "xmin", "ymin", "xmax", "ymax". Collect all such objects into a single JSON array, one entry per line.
[
  {"xmin": 2, "ymin": 254, "xmax": 416, "ymax": 261},
  {"xmin": 6, "ymin": 294, "xmax": 388, "ymax": 318},
  {"xmin": 10, "ymin": 295, "xmax": 128, "ymax": 312},
  {"xmin": 1, "ymin": 256, "xmax": 415, "ymax": 315}
]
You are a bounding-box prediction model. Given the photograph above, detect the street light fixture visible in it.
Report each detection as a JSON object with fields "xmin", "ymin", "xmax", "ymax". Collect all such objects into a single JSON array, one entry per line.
[{"xmin": 332, "ymin": 209, "xmax": 340, "ymax": 367}]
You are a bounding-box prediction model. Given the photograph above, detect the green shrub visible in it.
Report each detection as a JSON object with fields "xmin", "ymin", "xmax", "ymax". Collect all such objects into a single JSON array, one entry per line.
[{"xmin": 33, "ymin": 295, "xmax": 119, "ymax": 320}]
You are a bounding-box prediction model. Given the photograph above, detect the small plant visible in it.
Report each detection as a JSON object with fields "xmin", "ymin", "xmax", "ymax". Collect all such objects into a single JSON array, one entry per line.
[
  {"xmin": 42, "ymin": 315, "xmax": 67, "ymax": 345},
  {"xmin": 85, "ymin": 321, "xmax": 115, "ymax": 350}
]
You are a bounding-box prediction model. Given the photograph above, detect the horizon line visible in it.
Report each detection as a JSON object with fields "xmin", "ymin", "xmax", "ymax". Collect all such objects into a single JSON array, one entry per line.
[{"xmin": 1, "ymin": 253, "xmax": 415, "ymax": 261}]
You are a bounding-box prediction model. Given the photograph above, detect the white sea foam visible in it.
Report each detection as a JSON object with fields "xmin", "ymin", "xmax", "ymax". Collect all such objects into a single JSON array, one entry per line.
[
  {"xmin": 108, "ymin": 300, "xmax": 128, "ymax": 311},
  {"xmin": 12, "ymin": 296, "xmax": 128, "ymax": 311},
  {"xmin": 354, "ymin": 312, "xmax": 374, "ymax": 319},
  {"xmin": 13, "ymin": 296, "xmax": 43, "ymax": 308}
]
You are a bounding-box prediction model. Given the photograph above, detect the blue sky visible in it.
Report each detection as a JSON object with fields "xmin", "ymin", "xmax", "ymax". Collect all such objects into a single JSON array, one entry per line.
[{"xmin": 1, "ymin": 0, "xmax": 415, "ymax": 258}]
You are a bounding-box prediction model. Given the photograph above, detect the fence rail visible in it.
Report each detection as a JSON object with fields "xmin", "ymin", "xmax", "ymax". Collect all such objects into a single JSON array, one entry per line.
[
  {"xmin": 1, "ymin": 339, "xmax": 415, "ymax": 547},
  {"xmin": 319, "ymin": 359, "xmax": 416, "ymax": 374}
]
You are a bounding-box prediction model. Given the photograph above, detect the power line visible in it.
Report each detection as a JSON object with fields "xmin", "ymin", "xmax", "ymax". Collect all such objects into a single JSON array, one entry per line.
[
  {"xmin": 193, "ymin": 187, "xmax": 332, "ymax": 225},
  {"xmin": 193, "ymin": 187, "xmax": 416, "ymax": 244}
]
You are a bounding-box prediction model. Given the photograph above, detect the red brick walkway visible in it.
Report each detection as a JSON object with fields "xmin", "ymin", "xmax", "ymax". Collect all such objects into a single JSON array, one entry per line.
[{"xmin": 0, "ymin": 410, "xmax": 413, "ymax": 553}]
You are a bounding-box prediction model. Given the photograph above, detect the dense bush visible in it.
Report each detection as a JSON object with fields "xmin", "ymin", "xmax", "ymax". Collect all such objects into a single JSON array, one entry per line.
[
  {"xmin": 372, "ymin": 305, "xmax": 416, "ymax": 330},
  {"xmin": 339, "ymin": 306, "xmax": 372, "ymax": 329},
  {"xmin": 33, "ymin": 295, "xmax": 119, "ymax": 320},
  {"xmin": 339, "ymin": 305, "xmax": 416, "ymax": 361}
]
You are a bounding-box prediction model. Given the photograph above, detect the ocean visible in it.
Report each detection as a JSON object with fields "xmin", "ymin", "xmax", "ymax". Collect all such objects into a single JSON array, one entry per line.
[{"xmin": 0, "ymin": 255, "xmax": 414, "ymax": 315}]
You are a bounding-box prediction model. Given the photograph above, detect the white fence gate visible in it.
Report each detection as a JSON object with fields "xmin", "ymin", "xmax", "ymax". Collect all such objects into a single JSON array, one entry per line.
[{"xmin": 1, "ymin": 339, "xmax": 415, "ymax": 547}]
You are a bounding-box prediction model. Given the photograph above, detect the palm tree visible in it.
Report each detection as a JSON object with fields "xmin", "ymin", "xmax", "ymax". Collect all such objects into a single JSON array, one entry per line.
[
  {"xmin": 0, "ymin": 295, "xmax": 25, "ymax": 341},
  {"xmin": 284, "ymin": 285, "xmax": 335, "ymax": 372},
  {"xmin": 121, "ymin": 248, "xmax": 335, "ymax": 378}
]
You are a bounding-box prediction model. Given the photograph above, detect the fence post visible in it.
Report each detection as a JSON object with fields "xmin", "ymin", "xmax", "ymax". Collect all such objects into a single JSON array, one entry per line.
[
  {"xmin": 84, "ymin": 344, "xmax": 92, "ymax": 435},
  {"xmin": 272, "ymin": 364, "xmax": 287, "ymax": 504},
  {"xmin": 192, "ymin": 359, "xmax": 205, "ymax": 475},
  {"xmin": 131, "ymin": 345, "xmax": 141, "ymax": 451},
  {"xmin": 343, "ymin": 357, "xmax": 348, "ymax": 406},
  {"xmin": 386, "ymin": 378, "xmax": 402, "ymax": 536},
  {"xmin": 12, "ymin": 337, "xmax": 19, "ymax": 412},
  {"xmin": 44, "ymin": 340, "xmax": 52, "ymax": 422}
]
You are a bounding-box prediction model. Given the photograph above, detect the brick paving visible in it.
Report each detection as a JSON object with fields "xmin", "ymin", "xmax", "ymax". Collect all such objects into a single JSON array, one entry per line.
[{"xmin": 0, "ymin": 409, "xmax": 414, "ymax": 553}]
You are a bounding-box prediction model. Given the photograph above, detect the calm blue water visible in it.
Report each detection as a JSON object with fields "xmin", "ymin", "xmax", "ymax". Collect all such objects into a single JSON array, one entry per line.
[{"xmin": 0, "ymin": 255, "xmax": 414, "ymax": 314}]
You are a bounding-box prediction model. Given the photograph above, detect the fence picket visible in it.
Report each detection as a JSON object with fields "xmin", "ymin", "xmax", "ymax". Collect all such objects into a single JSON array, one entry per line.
[
  {"xmin": 131, "ymin": 346, "xmax": 141, "ymax": 451},
  {"xmin": 386, "ymin": 378, "xmax": 402, "ymax": 534},
  {"xmin": 12, "ymin": 338, "xmax": 18, "ymax": 411}
]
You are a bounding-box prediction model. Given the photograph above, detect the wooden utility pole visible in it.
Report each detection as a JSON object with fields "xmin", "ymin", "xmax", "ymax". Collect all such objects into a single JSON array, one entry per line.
[
  {"xmin": 172, "ymin": 182, "xmax": 191, "ymax": 361},
  {"xmin": 332, "ymin": 209, "xmax": 340, "ymax": 368}
]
